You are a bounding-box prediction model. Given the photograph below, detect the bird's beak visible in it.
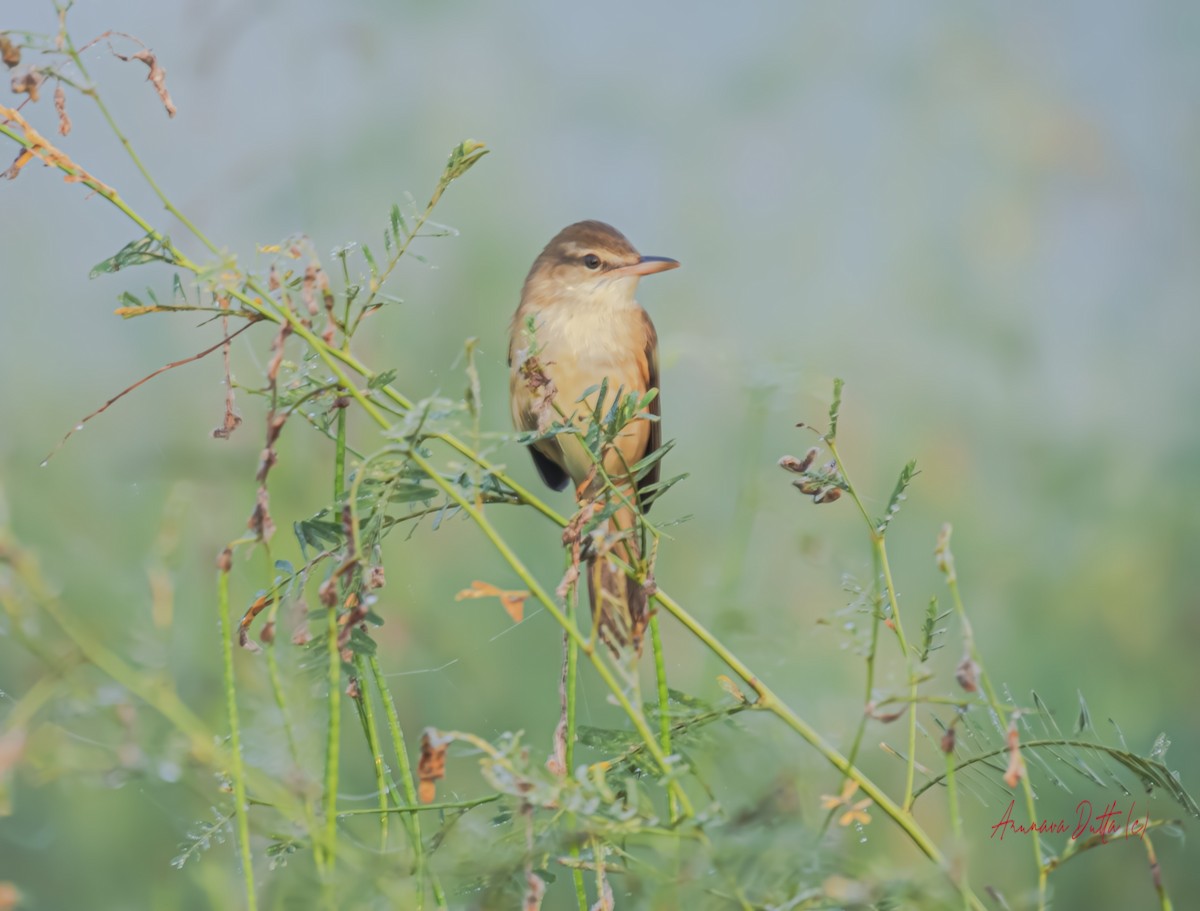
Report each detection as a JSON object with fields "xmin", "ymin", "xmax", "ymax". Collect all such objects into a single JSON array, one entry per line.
[{"xmin": 608, "ymin": 255, "xmax": 680, "ymax": 278}]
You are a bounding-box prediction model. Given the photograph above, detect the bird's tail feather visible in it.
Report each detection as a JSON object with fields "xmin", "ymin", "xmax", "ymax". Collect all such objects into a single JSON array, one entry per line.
[{"xmin": 585, "ymin": 506, "xmax": 648, "ymax": 656}]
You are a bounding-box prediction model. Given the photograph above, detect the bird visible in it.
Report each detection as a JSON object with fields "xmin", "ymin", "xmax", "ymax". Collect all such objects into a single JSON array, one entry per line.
[{"xmin": 508, "ymin": 221, "xmax": 679, "ymax": 654}]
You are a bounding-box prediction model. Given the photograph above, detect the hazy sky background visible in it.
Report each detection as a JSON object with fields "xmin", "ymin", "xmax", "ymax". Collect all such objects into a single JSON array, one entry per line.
[{"xmin": 2, "ymin": 2, "xmax": 1198, "ymax": 906}]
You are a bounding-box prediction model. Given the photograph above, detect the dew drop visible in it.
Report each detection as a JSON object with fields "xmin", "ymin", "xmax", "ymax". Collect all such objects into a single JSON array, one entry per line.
[
  {"xmin": 75, "ymin": 424, "xmax": 84, "ymax": 431},
  {"xmin": 39, "ymin": 459, "xmax": 49, "ymax": 468}
]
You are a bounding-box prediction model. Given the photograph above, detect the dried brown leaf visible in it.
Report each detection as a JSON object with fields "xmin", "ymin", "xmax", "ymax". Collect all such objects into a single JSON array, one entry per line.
[
  {"xmin": 0, "ymin": 729, "xmax": 27, "ymax": 776},
  {"xmin": 1003, "ymin": 718, "xmax": 1025, "ymax": 788},
  {"xmin": 418, "ymin": 729, "xmax": 448, "ymax": 804},
  {"xmin": 3, "ymin": 148, "xmax": 33, "ymax": 181},
  {"xmin": 455, "ymin": 579, "xmax": 528, "ymax": 623},
  {"xmin": 522, "ymin": 871, "xmax": 546, "ymax": 911},
  {"xmin": 111, "ymin": 47, "xmax": 176, "ymax": 117},
  {"xmin": 248, "ymin": 486, "xmax": 275, "ymax": 542},
  {"xmin": 10, "ymin": 66, "xmax": 42, "ymax": 101},
  {"xmin": 0, "ymin": 36, "xmax": 21, "ymax": 69},
  {"xmin": 940, "ymin": 726, "xmax": 956, "ymax": 754},
  {"xmin": 955, "ymin": 653, "xmax": 979, "ymax": 692},
  {"xmin": 53, "ymin": 83, "xmax": 70, "ymax": 135}
]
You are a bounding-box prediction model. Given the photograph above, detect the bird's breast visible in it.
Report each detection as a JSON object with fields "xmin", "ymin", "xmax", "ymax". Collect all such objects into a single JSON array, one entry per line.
[{"xmin": 529, "ymin": 296, "xmax": 649, "ymax": 375}]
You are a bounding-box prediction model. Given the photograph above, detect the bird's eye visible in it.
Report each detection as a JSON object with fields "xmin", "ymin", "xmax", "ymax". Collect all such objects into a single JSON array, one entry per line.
[{"xmin": 583, "ymin": 254, "xmax": 602, "ymax": 270}]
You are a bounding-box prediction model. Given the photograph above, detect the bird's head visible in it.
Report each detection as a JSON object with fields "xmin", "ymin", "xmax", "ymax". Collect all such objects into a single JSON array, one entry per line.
[{"xmin": 520, "ymin": 220, "xmax": 678, "ymax": 310}]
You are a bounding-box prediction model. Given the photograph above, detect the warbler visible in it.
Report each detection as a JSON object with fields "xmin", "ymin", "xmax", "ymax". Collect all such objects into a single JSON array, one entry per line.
[{"xmin": 508, "ymin": 220, "xmax": 678, "ymax": 653}]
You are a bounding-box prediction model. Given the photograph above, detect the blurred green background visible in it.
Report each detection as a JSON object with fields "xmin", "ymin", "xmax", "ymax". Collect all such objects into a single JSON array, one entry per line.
[{"xmin": 2, "ymin": 1, "xmax": 1198, "ymax": 908}]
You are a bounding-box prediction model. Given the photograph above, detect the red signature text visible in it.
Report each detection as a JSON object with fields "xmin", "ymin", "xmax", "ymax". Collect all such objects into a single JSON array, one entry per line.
[{"xmin": 990, "ymin": 799, "xmax": 1150, "ymax": 843}]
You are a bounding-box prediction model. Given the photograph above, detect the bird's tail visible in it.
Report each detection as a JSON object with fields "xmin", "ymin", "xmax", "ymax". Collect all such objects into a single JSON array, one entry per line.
[{"xmin": 585, "ymin": 505, "xmax": 648, "ymax": 656}]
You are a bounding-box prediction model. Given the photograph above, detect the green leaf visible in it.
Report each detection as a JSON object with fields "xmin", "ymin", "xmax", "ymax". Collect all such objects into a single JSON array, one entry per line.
[
  {"xmin": 90, "ymin": 233, "xmax": 177, "ymax": 277},
  {"xmin": 428, "ymin": 140, "xmax": 489, "ymax": 208},
  {"xmin": 368, "ymin": 368, "xmax": 397, "ymax": 390},
  {"xmin": 637, "ymin": 472, "xmax": 689, "ymax": 504},
  {"xmin": 293, "ymin": 517, "xmax": 344, "ymax": 554},
  {"xmin": 875, "ymin": 458, "xmax": 918, "ymax": 534},
  {"xmin": 827, "ymin": 377, "xmax": 844, "ymax": 440},
  {"xmin": 441, "ymin": 140, "xmax": 489, "ymax": 186},
  {"xmin": 390, "ymin": 203, "xmax": 406, "ymax": 243},
  {"xmin": 463, "ymin": 337, "xmax": 481, "ymax": 420},
  {"xmin": 387, "ymin": 482, "xmax": 437, "ymax": 503},
  {"xmin": 576, "ymin": 726, "xmax": 640, "ymax": 752},
  {"xmin": 346, "ymin": 626, "xmax": 378, "ymax": 655},
  {"xmin": 578, "ymin": 378, "xmax": 608, "ymax": 408},
  {"xmin": 430, "ymin": 503, "xmax": 461, "ymax": 531},
  {"xmin": 629, "ymin": 440, "xmax": 675, "ymax": 478},
  {"xmin": 1076, "ymin": 691, "xmax": 1093, "ymax": 735},
  {"xmin": 917, "ymin": 597, "xmax": 950, "ymax": 662},
  {"xmin": 361, "ymin": 243, "xmax": 378, "ymax": 277}
]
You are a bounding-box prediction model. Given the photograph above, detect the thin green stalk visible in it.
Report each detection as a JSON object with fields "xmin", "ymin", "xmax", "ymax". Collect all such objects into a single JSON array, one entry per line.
[
  {"xmin": 334, "ymin": 408, "xmax": 348, "ymax": 499},
  {"xmin": 565, "ymin": 583, "xmax": 588, "ymax": 911},
  {"xmin": 825, "ymin": 440, "xmax": 913, "ymax": 654},
  {"xmin": 368, "ymin": 655, "xmax": 447, "ymax": 909},
  {"xmin": 262, "ymin": 606, "xmax": 326, "ymax": 874},
  {"xmin": 336, "ymin": 793, "xmax": 501, "ymax": 815},
  {"xmin": 340, "ymin": 443, "xmax": 440, "ymax": 903},
  {"xmin": 218, "ymin": 563, "xmax": 258, "ymax": 911},
  {"xmin": 0, "ymin": 113, "xmax": 201, "ymax": 274},
  {"xmin": 825, "ymin": 439, "xmax": 921, "ymax": 809},
  {"xmin": 3, "ymin": 530, "xmax": 306, "ymax": 819},
  {"xmin": 404, "ymin": 447, "xmax": 694, "ymax": 817},
  {"xmin": 351, "ymin": 655, "xmax": 389, "ymax": 852},
  {"xmin": 939, "ymin": 532, "xmax": 1045, "ymax": 908},
  {"xmin": 323, "ymin": 598, "xmax": 342, "ymax": 869},
  {"xmin": 0, "ymin": 674, "xmax": 62, "ymax": 737},
  {"xmin": 1142, "ymin": 832, "xmax": 1173, "ymax": 911},
  {"xmin": 648, "ymin": 613, "xmax": 677, "ymax": 822},
  {"xmin": 650, "ymin": 588, "xmax": 987, "ymax": 911},
  {"xmin": 876, "ymin": 536, "xmax": 919, "ymax": 810},
  {"xmin": 944, "ymin": 737, "xmax": 970, "ymax": 910},
  {"xmin": 60, "ymin": 27, "xmax": 221, "ymax": 259},
  {"xmin": 818, "ymin": 546, "xmax": 884, "ymax": 838}
]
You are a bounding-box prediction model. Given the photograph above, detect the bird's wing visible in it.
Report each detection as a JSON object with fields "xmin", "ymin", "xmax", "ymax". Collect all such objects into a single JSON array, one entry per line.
[
  {"xmin": 530, "ymin": 445, "xmax": 570, "ymax": 491},
  {"xmin": 509, "ymin": 328, "xmax": 572, "ymax": 492},
  {"xmin": 635, "ymin": 311, "xmax": 661, "ymax": 512}
]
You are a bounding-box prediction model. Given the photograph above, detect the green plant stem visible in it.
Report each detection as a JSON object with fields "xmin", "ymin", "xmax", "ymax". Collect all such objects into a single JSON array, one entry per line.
[
  {"xmin": 944, "ymin": 740, "xmax": 970, "ymax": 911},
  {"xmin": 650, "ymin": 587, "xmax": 986, "ymax": 911},
  {"xmin": 2, "ymin": 527, "xmax": 309, "ymax": 821},
  {"xmin": 61, "ymin": 27, "xmax": 222, "ymax": 259},
  {"xmin": 1143, "ymin": 833, "xmax": 1174, "ymax": 911},
  {"xmin": 648, "ymin": 613, "xmax": 678, "ymax": 823},
  {"xmin": 218, "ymin": 563, "xmax": 258, "ymax": 911},
  {"xmin": 403, "ymin": 447, "xmax": 694, "ymax": 817},
  {"xmin": 368, "ymin": 656, "xmax": 446, "ymax": 909},
  {"xmin": 335, "ymin": 408, "xmax": 348, "ymax": 499},
  {"xmin": 351, "ymin": 656, "xmax": 390, "ymax": 853},
  {"xmin": 336, "ymin": 793, "xmax": 501, "ymax": 815},
  {"xmin": 323, "ymin": 600, "xmax": 342, "ymax": 870},
  {"xmin": 942, "ymin": 560, "xmax": 1046, "ymax": 907},
  {"xmin": 565, "ymin": 584, "xmax": 589, "ymax": 911},
  {"xmin": 818, "ymin": 545, "xmax": 885, "ymax": 838},
  {"xmin": 825, "ymin": 439, "xmax": 921, "ymax": 809},
  {"xmin": 263, "ymin": 633, "xmax": 326, "ymax": 874}
]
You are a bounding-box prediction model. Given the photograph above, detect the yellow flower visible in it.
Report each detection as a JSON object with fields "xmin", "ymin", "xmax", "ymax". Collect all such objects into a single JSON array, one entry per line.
[{"xmin": 820, "ymin": 779, "xmax": 873, "ymax": 827}]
